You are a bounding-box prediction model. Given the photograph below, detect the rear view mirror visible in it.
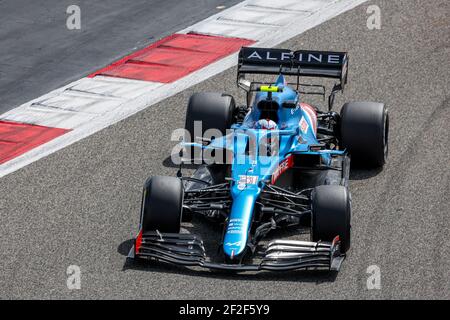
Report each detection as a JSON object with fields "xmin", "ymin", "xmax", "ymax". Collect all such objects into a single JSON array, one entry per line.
[{"xmin": 238, "ymin": 77, "xmax": 251, "ymax": 91}]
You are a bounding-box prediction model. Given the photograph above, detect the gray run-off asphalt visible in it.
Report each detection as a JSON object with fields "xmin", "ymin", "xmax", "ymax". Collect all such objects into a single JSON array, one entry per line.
[{"xmin": 0, "ymin": 0, "xmax": 449, "ymax": 299}]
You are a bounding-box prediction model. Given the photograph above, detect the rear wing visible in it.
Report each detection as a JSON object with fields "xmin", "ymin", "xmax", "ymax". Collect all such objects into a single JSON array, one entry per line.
[{"xmin": 237, "ymin": 47, "xmax": 348, "ymax": 90}]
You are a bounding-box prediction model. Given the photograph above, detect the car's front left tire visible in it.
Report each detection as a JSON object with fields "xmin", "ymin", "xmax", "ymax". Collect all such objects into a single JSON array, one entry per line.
[
  {"xmin": 311, "ymin": 185, "xmax": 351, "ymax": 253},
  {"xmin": 340, "ymin": 101, "xmax": 389, "ymax": 168},
  {"xmin": 184, "ymin": 92, "xmax": 236, "ymax": 163}
]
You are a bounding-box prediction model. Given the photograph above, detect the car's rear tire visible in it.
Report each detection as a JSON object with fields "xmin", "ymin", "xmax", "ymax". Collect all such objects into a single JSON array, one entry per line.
[
  {"xmin": 141, "ymin": 176, "xmax": 183, "ymax": 233},
  {"xmin": 340, "ymin": 101, "xmax": 389, "ymax": 167},
  {"xmin": 184, "ymin": 92, "xmax": 235, "ymax": 163},
  {"xmin": 311, "ymin": 185, "xmax": 351, "ymax": 253}
]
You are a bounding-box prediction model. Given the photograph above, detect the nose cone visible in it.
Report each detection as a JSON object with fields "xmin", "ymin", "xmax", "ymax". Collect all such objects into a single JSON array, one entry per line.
[{"xmin": 223, "ymin": 190, "xmax": 257, "ymax": 259}]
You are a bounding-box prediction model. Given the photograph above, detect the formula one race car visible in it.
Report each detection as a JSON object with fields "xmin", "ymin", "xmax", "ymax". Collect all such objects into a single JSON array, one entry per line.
[{"xmin": 129, "ymin": 47, "xmax": 389, "ymax": 272}]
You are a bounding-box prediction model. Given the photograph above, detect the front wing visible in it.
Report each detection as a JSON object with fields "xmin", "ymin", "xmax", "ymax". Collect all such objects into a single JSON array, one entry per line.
[{"xmin": 129, "ymin": 231, "xmax": 344, "ymax": 272}]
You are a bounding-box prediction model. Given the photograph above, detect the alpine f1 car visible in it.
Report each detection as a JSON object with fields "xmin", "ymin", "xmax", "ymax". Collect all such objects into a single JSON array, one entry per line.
[{"xmin": 129, "ymin": 47, "xmax": 389, "ymax": 272}]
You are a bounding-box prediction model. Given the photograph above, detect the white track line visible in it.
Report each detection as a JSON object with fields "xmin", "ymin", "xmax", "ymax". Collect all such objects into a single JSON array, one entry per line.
[{"xmin": 0, "ymin": 0, "xmax": 367, "ymax": 178}]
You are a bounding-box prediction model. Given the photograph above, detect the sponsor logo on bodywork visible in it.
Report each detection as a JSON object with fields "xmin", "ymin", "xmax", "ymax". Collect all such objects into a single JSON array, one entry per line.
[
  {"xmin": 237, "ymin": 175, "xmax": 258, "ymax": 190},
  {"xmin": 271, "ymin": 155, "xmax": 293, "ymax": 184},
  {"xmin": 227, "ymin": 218, "xmax": 244, "ymax": 234},
  {"xmin": 245, "ymin": 49, "xmax": 343, "ymax": 65},
  {"xmin": 225, "ymin": 241, "xmax": 242, "ymax": 247},
  {"xmin": 299, "ymin": 116, "xmax": 309, "ymax": 134},
  {"xmin": 301, "ymin": 103, "xmax": 317, "ymax": 135}
]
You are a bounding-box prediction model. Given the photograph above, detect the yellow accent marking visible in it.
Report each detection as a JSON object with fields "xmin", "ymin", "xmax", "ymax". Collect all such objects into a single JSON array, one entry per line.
[{"xmin": 260, "ymin": 85, "xmax": 278, "ymax": 92}]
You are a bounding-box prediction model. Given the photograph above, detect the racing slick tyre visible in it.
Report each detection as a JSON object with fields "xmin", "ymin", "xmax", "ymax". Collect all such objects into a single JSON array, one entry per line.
[
  {"xmin": 311, "ymin": 185, "xmax": 351, "ymax": 253},
  {"xmin": 184, "ymin": 92, "xmax": 235, "ymax": 163},
  {"xmin": 340, "ymin": 102, "xmax": 389, "ymax": 168},
  {"xmin": 141, "ymin": 176, "xmax": 183, "ymax": 233}
]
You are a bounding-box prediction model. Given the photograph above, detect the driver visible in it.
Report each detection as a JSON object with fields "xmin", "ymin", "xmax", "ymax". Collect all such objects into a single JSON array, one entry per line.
[
  {"xmin": 255, "ymin": 118, "xmax": 277, "ymax": 131},
  {"xmin": 255, "ymin": 119, "xmax": 279, "ymax": 156}
]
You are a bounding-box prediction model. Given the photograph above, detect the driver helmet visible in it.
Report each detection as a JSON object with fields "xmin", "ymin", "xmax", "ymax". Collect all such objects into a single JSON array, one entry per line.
[
  {"xmin": 255, "ymin": 119, "xmax": 278, "ymax": 130},
  {"xmin": 255, "ymin": 119, "xmax": 278, "ymax": 156}
]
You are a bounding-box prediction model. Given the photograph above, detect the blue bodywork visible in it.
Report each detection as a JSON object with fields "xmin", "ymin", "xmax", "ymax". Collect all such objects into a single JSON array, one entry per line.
[{"xmin": 185, "ymin": 75, "xmax": 344, "ymax": 259}]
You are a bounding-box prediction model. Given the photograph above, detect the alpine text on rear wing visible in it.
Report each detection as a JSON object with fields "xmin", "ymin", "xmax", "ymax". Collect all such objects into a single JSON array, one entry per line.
[{"xmin": 238, "ymin": 47, "xmax": 348, "ymax": 89}]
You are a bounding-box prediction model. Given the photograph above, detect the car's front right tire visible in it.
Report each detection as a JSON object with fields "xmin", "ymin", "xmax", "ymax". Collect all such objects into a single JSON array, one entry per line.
[{"xmin": 140, "ymin": 176, "xmax": 183, "ymax": 233}]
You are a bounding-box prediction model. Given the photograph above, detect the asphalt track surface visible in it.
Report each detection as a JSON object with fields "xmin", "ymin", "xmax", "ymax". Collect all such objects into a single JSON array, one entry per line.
[
  {"xmin": 1, "ymin": 0, "xmax": 449, "ymax": 299},
  {"xmin": 0, "ymin": 0, "xmax": 242, "ymax": 113}
]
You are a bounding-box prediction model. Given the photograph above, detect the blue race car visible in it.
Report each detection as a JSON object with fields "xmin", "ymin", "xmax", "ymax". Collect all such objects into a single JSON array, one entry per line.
[{"xmin": 130, "ymin": 47, "xmax": 389, "ymax": 272}]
